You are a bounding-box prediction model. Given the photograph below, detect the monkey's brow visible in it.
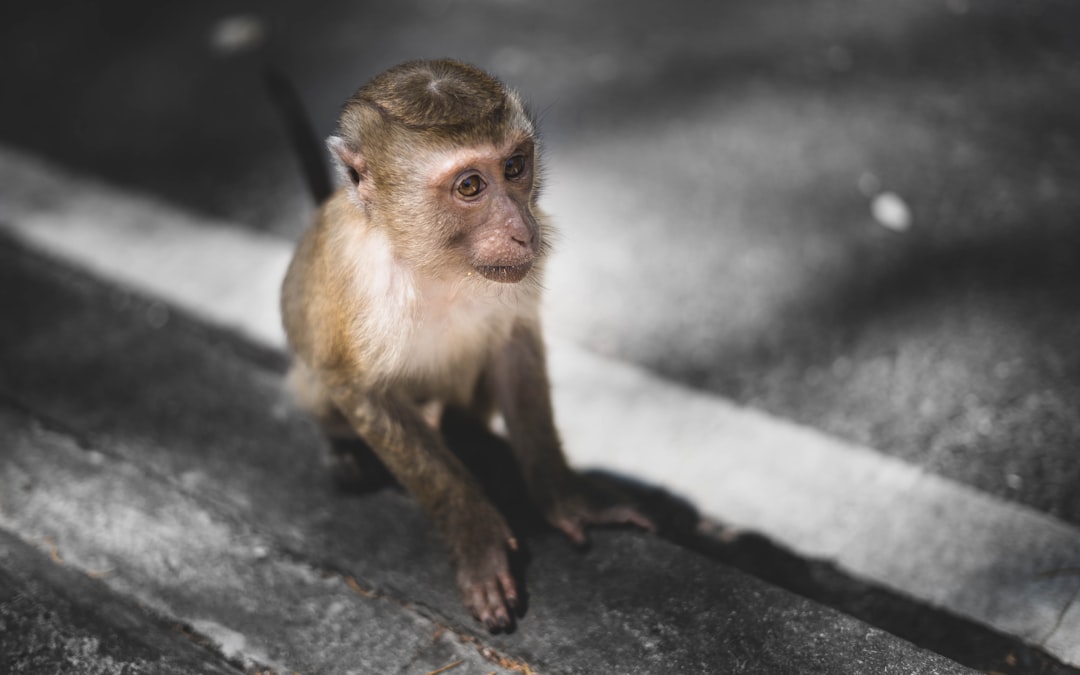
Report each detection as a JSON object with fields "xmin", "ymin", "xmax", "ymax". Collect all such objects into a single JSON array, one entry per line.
[{"xmin": 426, "ymin": 143, "xmax": 529, "ymax": 174}]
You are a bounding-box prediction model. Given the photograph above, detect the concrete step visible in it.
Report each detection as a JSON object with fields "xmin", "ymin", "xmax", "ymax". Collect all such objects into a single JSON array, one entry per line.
[{"xmin": 0, "ymin": 235, "xmax": 973, "ymax": 673}]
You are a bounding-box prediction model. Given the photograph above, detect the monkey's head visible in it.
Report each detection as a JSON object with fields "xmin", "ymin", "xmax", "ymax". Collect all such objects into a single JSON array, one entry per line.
[{"xmin": 329, "ymin": 59, "xmax": 545, "ymax": 284}]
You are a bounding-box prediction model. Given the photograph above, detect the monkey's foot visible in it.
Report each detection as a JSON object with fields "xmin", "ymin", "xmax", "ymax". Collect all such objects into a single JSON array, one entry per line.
[
  {"xmin": 456, "ymin": 537, "xmax": 520, "ymax": 633},
  {"xmin": 545, "ymin": 475, "xmax": 656, "ymax": 546}
]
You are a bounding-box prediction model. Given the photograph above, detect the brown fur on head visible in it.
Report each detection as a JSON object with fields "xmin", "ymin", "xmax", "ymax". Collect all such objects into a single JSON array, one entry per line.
[
  {"xmin": 330, "ymin": 59, "xmax": 538, "ymax": 203},
  {"xmin": 328, "ymin": 58, "xmax": 546, "ymax": 282}
]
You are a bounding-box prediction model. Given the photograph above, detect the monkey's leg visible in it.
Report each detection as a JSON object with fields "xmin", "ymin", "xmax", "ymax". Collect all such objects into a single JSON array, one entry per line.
[
  {"xmin": 491, "ymin": 322, "xmax": 655, "ymax": 545},
  {"xmin": 324, "ymin": 433, "xmax": 393, "ymax": 492},
  {"xmin": 286, "ymin": 361, "xmax": 390, "ymax": 489},
  {"xmin": 328, "ymin": 383, "xmax": 521, "ymax": 631}
]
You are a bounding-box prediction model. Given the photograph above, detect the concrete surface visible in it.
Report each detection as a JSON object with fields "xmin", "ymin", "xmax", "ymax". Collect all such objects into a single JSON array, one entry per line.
[
  {"xmin": 3, "ymin": 143, "xmax": 1079, "ymax": 670},
  {"xmin": 0, "ymin": 236, "xmax": 973, "ymax": 674},
  {"xmin": 0, "ymin": 530, "xmax": 238, "ymax": 675}
]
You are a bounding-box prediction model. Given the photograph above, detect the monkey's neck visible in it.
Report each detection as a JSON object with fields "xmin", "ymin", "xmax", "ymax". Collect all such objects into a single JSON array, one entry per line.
[{"xmin": 333, "ymin": 212, "xmax": 539, "ymax": 395}]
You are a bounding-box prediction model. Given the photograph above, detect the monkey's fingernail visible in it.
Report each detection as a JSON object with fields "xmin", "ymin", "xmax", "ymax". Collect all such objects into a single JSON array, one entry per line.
[
  {"xmin": 634, "ymin": 515, "xmax": 657, "ymax": 532},
  {"xmin": 563, "ymin": 523, "xmax": 587, "ymax": 546},
  {"xmin": 507, "ymin": 537, "xmax": 519, "ymax": 551}
]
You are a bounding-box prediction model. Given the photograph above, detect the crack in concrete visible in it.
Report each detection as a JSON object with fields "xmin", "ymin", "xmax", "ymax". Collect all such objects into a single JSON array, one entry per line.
[
  {"xmin": 1040, "ymin": 582, "xmax": 1080, "ymax": 652},
  {"xmin": 174, "ymin": 621, "xmax": 255, "ymax": 673},
  {"xmin": 274, "ymin": 544, "xmax": 537, "ymax": 675}
]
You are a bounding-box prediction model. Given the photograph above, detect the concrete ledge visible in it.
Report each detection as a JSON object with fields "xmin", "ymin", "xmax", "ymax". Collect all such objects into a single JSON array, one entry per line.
[
  {"xmin": 1, "ymin": 144, "xmax": 1077, "ymax": 666},
  {"xmin": 0, "ymin": 236, "xmax": 971, "ymax": 673}
]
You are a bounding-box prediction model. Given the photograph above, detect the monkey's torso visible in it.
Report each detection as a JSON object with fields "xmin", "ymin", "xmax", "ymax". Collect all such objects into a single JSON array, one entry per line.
[{"xmin": 282, "ymin": 189, "xmax": 543, "ymax": 418}]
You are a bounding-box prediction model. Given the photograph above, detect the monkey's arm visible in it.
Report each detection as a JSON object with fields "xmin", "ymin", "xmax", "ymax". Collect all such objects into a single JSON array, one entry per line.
[
  {"xmin": 492, "ymin": 322, "xmax": 655, "ymax": 544},
  {"xmin": 327, "ymin": 381, "xmax": 520, "ymax": 630}
]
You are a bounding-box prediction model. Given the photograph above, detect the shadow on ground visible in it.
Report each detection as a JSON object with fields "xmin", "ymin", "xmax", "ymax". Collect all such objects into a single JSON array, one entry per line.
[{"xmin": 322, "ymin": 395, "xmax": 1078, "ymax": 674}]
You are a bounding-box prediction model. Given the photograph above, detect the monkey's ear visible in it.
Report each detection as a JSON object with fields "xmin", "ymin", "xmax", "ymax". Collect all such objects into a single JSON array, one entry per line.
[{"xmin": 327, "ymin": 135, "xmax": 373, "ymax": 204}]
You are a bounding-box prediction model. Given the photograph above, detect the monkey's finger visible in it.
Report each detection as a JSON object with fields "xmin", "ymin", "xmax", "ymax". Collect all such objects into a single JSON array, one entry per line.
[
  {"xmin": 497, "ymin": 569, "xmax": 519, "ymax": 610},
  {"xmin": 464, "ymin": 585, "xmax": 487, "ymax": 623},
  {"xmin": 553, "ymin": 517, "xmax": 589, "ymax": 547},
  {"xmin": 599, "ymin": 506, "xmax": 657, "ymax": 533},
  {"xmin": 483, "ymin": 580, "xmax": 512, "ymax": 632},
  {"xmin": 465, "ymin": 584, "xmax": 494, "ymax": 624}
]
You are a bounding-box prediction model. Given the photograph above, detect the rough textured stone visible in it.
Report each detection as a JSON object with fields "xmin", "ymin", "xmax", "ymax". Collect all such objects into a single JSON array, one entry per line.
[
  {"xmin": 0, "ymin": 530, "xmax": 237, "ymax": 675},
  {"xmin": 0, "ymin": 237, "xmax": 972, "ymax": 673}
]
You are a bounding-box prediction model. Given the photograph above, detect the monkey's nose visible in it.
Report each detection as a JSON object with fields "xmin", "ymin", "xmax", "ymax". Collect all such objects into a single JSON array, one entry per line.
[{"xmin": 508, "ymin": 222, "xmax": 535, "ymax": 246}]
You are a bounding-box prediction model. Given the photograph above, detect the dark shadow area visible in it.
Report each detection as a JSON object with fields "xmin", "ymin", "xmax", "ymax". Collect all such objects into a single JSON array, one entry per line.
[
  {"xmin": 327, "ymin": 405, "xmax": 704, "ymax": 541},
  {"xmin": 684, "ymin": 526, "xmax": 1080, "ymax": 675},
  {"xmin": 325, "ymin": 404, "xmax": 706, "ymax": 631},
  {"xmin": 325, "ymin": 396, "xmax": 1078, "ymax": 673}
]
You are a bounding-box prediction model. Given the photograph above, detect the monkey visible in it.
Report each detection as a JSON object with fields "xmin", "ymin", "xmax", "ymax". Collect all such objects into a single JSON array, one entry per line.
[{"xmin": 279, "ymin": 59, "xmax": 654, "ymax": 632}]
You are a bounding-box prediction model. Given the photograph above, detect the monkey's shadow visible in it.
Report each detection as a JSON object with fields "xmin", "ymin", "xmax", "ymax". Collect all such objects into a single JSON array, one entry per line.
[{"xmin": 326, "ymin": 408, "xmax": 701, "ymax": 620}]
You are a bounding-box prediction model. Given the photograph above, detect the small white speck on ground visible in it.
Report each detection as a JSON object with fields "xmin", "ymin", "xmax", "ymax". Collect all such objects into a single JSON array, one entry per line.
[
  {"xmin": 871, "ymin": 191, "xmax": 912, "ymax": 232},
  {"xmin": 946, "ymin": 0, "xmax": 970, "ymax": 15},
  {"xmin": 209, "ymin": 15, "xmax": 268, "ymax": 55}
]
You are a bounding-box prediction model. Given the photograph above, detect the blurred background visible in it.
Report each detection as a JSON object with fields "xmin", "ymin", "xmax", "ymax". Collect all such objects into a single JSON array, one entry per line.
[{"xmin": 3, "ymin": 0, "xmax": 1077, "ymax": 524}]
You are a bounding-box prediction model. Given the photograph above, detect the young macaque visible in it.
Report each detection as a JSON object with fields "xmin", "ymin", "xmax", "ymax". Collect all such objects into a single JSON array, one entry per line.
[{"xmin": 280, "ymin": 59, "xmax": 653, "ymax": 631}]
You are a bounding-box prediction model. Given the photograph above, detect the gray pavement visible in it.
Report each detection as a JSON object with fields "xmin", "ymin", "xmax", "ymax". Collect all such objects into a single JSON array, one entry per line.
[
  {"xmin": 0, "ymin": 238, "xmax": 971, "ymax": 674},
  {"xmin": 0, "ymin": 530, "xmax": 239, "ymax": 675}
]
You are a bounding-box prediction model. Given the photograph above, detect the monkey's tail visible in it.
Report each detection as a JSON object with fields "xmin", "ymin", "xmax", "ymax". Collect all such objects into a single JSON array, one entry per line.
[{"xmin": 264, "ymin": 64, "xmax": 334, "ymax": 204}]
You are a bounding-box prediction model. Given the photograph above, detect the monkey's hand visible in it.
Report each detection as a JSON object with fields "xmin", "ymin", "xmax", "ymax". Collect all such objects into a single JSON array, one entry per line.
[
  {"xmin": 542, "ymin": 472, "xmax": 656, "ymax": 547},
  {"xmin": 448, "ymin": 506, "xmax": 520, "ymax": 632}
]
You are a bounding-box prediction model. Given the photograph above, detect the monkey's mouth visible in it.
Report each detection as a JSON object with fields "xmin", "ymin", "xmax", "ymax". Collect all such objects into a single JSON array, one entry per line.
[{"xmin": 475, "ymin": 261, "xmax": 533, "ymax": 283}]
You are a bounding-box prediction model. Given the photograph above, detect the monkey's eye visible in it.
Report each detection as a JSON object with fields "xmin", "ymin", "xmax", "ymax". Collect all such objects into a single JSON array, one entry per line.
[
  {"xmin": 457, "ymin": 174, "xmax": 486, "ymax": 198},
  {"xmin": 504, "ymin": 155, "xmax": 526, "ymax": 179}
]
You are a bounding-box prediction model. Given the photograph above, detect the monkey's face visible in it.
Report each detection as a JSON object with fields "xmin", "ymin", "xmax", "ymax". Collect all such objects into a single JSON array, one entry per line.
[{"xmin": 424, "ymin": 136, "xmax": 541, "ymax": 284}]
